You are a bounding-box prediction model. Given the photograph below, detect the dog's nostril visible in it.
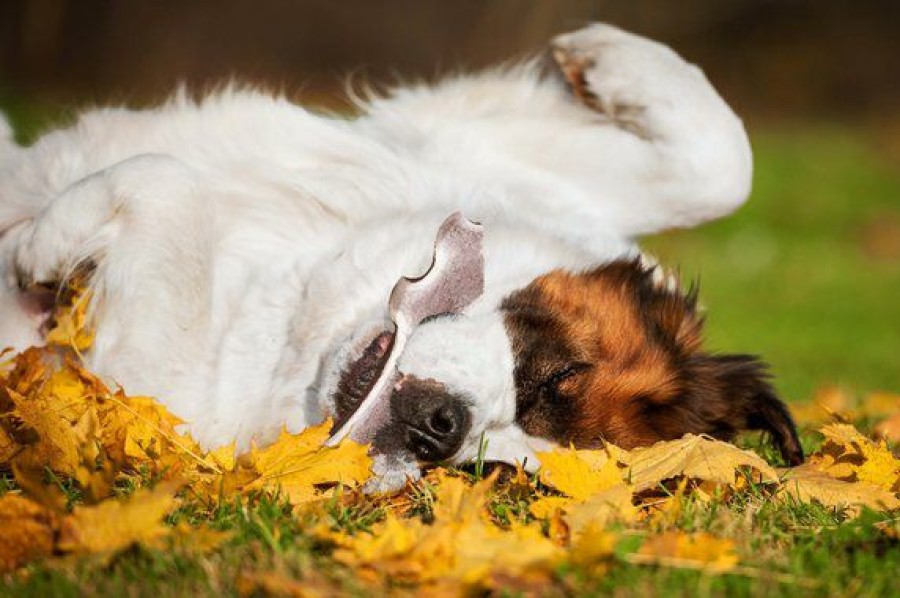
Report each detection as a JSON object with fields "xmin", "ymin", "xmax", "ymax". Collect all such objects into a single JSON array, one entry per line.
[
  {"xmin": 429, "ymin": 404, "xmax": 458, "ymax": 436},
  {"xmin": 408, "ymin": 430, "xmax": 440, "ymax": 461}
]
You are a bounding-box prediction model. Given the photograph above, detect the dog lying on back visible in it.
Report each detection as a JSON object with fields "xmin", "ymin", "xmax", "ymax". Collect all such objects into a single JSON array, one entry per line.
[{"xmin": 0, "ymin": 24, "xmax": 802, "ymax": 486}]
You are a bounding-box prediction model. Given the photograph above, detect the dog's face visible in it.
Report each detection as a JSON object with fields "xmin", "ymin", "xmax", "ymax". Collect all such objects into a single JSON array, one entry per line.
[{"xmin": 322, "ymin": 259, "xmax": 803, "ymax": 472}]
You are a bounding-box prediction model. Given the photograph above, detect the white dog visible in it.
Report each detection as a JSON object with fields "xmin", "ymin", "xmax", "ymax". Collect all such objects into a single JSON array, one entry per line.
[{"xmin": 0, "ymin": 24, "xmax": 802, "ymax": 486}]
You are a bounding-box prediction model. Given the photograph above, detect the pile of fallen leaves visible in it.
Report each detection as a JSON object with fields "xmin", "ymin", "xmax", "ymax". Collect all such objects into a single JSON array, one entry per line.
[{"xmin": 1, "ymin": 296, "xmax": 899, "ymax": 594}]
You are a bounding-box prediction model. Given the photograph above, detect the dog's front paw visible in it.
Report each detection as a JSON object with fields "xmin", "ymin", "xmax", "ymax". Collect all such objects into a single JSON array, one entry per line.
[
  {"xmin": 552, "ymin": 23, "xmax": 709, "ymax": 138},
  {"xmin": 13, "ymin": 217, "xmax": 86, "ymax": 287}
]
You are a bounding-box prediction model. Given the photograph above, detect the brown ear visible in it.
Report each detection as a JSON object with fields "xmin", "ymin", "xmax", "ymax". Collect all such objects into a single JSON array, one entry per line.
[
  {"xmin": 652, "ymin": 354, "xmax": 804, "ymax": 465},
  {"xmin": 620, "ymin": 262, "xmax": 803, "ymax": 465}
]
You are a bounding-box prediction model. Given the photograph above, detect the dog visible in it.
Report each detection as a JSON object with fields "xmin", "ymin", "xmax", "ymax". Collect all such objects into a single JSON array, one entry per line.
[{"xmin": 0, "ymin": 24, "xmax": 803, "ymax": 488}]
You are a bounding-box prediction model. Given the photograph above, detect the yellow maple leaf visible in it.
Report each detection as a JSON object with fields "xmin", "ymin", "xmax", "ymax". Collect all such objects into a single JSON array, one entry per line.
[
  {"xmin": 564, "ymin": 485, "xmax": 638, "ymax": 537},
  {"xmin": 529, "ymin": 496, "xmax": 573, "ymax": 519},
  {"xmin": 1, "ymin": 347, "xmax": 48, "ymax": 395},
  {"xmin": 779, "ymin": 463, "xmax": 900, "ymax": 513},
  {"xmin": 634, "ymin": 531, "xmax": 739, "ymax": 572},
  {"xmin": 624, "ymin": 434, "xmax": 778, "ymax": 492},
  {"xmin": 58, "ymin": 482, "xmax": 180, "ymax": 554},
  {"xmin": 330, "ymin": 474, "xmax": 562, "ymax": 588},
  {"xmin": 1, "ymin": 350, "xmax": 207, "ymax": 486},
  {"xmin": 536, "ymin": 445, "xmax": 627, "ymax": 500},
  {"xmin": 245, "ymin": 422, "xmax": 373, "ymax": 504},
  {"xmin": 2, "ymin": 387, "xmax": 95, "ymax": 481},
  {"xmin": 45, "ymin": 286, "xmax": 94, "ymax": 352},
  {"xmin": 0, "ymin": 494, "xmax": 57, "ymax": 573},
  {"xmin": 205, "ymin": 442, "xmax": 237, "ymax": 472},
  {"xmin": 451, "ymin": 520, "xmax": 561, "ymax": 585},
  {"xmin": 811, "ymin": 423, "xmax": 900, "ymax": 493},
  {"xmin": 568, "ymin": 525, "xmax": 619, "ymax": 574}
]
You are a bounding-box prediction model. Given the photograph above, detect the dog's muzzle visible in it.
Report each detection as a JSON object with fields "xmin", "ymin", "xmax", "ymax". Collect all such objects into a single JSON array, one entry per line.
[{"xmin": 374, "ymin": 375, "xmax": 472, "ymax": 462}]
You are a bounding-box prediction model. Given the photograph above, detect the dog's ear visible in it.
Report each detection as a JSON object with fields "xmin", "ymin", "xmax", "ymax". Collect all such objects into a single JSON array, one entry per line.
[
  {"xmin": 670, "ymin": 354, "xmax": 804, "ymax": 465},
  {"xmin": 622, "ymin": 263, "xmax": 803, "ymax": 465}
]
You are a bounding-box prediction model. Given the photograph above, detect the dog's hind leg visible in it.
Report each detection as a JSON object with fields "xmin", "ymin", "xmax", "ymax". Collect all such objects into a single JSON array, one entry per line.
[
  {"xmin": 11, "ymin": 154, "xmax": 215, "ymax": 399},
  {"xmin": 359, "ymin": 24, "xmax": 751, "ymax": 248},
  {"xmin": 546, "ymin": 24, "xmax": 753, "ymax": 236}
]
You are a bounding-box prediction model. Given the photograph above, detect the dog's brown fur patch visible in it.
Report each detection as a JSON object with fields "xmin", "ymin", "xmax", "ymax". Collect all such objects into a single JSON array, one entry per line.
[{"xmin": 502, "ymin": 259, "xmax": 803, "ymax": 465}]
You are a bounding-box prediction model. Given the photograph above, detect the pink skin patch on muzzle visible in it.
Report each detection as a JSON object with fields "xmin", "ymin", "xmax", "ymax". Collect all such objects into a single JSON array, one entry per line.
[{"xmin": 326, "ymin": 212, "xmax": 484, "ymax": 447}]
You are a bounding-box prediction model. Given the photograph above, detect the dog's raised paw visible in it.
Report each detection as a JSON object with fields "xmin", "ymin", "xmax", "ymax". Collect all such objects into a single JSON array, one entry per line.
[{"xmin": 551, "ymin": 23, "xmax": 708, "ymax": 139}]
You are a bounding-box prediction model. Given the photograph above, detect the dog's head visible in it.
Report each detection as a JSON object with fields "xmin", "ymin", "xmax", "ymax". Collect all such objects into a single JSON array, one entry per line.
[{"xmin": 322, "ymin": 258, "xmax": 803, "ymax": 478}]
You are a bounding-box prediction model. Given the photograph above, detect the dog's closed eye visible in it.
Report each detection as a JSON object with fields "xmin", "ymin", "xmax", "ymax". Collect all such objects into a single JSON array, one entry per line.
[{"xmin": 542, "ymin": 363, "xmax": 589, "ymax": 399}]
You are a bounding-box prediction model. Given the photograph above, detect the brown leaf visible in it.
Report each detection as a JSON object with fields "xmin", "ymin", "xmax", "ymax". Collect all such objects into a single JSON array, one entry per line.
[{"xmin": 624, "ymin": 434, "xmax": 778, "ymax": 492}]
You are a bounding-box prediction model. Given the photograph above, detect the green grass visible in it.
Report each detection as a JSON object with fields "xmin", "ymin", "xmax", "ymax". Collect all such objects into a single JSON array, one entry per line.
[
  {"xmin": 3, "ymin": 462, "xmax": 898, "ymax": 597},
  {"xmin": 646, "ymin": 126, "xmax": 900, "ymax": 403},
  {"xmin": 1, "ymin": 104, "xmax": 898, "ymax": 595}
]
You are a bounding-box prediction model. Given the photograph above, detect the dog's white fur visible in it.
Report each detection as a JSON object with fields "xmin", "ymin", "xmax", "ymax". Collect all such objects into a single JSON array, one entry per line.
[{"xmin": 0, "ymin": 25, "xmax": 751, "ymax": 475}]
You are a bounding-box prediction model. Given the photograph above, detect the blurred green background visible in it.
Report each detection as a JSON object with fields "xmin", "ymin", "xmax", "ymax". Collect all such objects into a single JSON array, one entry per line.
[{"xmin": 1, "ymin": 0, "xmax": 898, "ymax": 402}]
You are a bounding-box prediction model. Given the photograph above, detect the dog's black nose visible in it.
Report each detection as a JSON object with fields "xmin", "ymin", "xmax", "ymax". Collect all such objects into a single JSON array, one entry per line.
[
  {"xmin": 390, "ymin": 377, "xmax": 471, "ymax": 462},
  {"xmin": 406, "ymin": 399, "xmax": 469, "ymax": 461}
]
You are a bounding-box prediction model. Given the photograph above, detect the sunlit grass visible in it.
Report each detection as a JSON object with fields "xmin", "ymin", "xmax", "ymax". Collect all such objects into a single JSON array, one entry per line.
[{"xmin": 646, "ymin": 127, "xmax": 900, "ymax": 402}]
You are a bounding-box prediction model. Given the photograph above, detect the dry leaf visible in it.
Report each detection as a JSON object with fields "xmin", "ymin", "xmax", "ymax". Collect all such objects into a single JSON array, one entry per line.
[
  {"xmin": 530, "ymin": 445, "xmax": 631, "ymax": 530},
  {"xmin": 244, "ymin": 422, "xmax": 372, "ymax": 504},
  {"xmin": 529, "ymin": 496, "xmax": 573, "ymax": 519},
  {"xmin": 1, "ymin": 350, "xmax": 209, "ymax": 487},
  {"xmin": 810, "ymin": 423, "xmax": 900, "ymax": 493},
  {"xmin": 58, "ymin": 482, "xmax": 181, "ymax": 554},
  {"xmin": 237, "ymin": 570, "xmax": 335, "ymax": 598},
  {"xmin": 0, "ymin": 494, "xmax": 57, "ymax": 573},
  {"xmin": 45, "ymin": 286, "xmax": 94, "ymax": 352},
  {"xmin": 790, "ymin": 386, "xmax": 849, "ymax": 425},
  {"xmin": 536, "ymin": 445, "xmax": 626, "ymax": 501},
  {"xmin": 779, "ymin": 463, "xmax": 900, "ymax": 513},
  {"xmin": 859, "ymin": 391, "xmax": 900, "ymax": 419},
  {"xmin": 875, "ymin": 411, "xmax": 900, "ymax": 443},
  {"xmin": 634, "ymin": 531, "xmax": 739, "ymax": 572},
  {"xmin": 564, "ymin": 485, "xmax": 638, "ymax": 537},
  {"xmin": 791, "ymin": 388, "xmax": 900, "ymax": 426},
  {"xmin": 330, "ymin": 475, "xmax": 562, "ymax": 587},
  {"xmin": 625, "ymin": 434, "xmax": 778, "ymax": 492},
  {"xmin": 164, "ymin": 523, "xmax": 233, "ymax": 554},
  {"xmin": 2, "ymin": 386, "xmax": 95, "ymax": 481}
]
